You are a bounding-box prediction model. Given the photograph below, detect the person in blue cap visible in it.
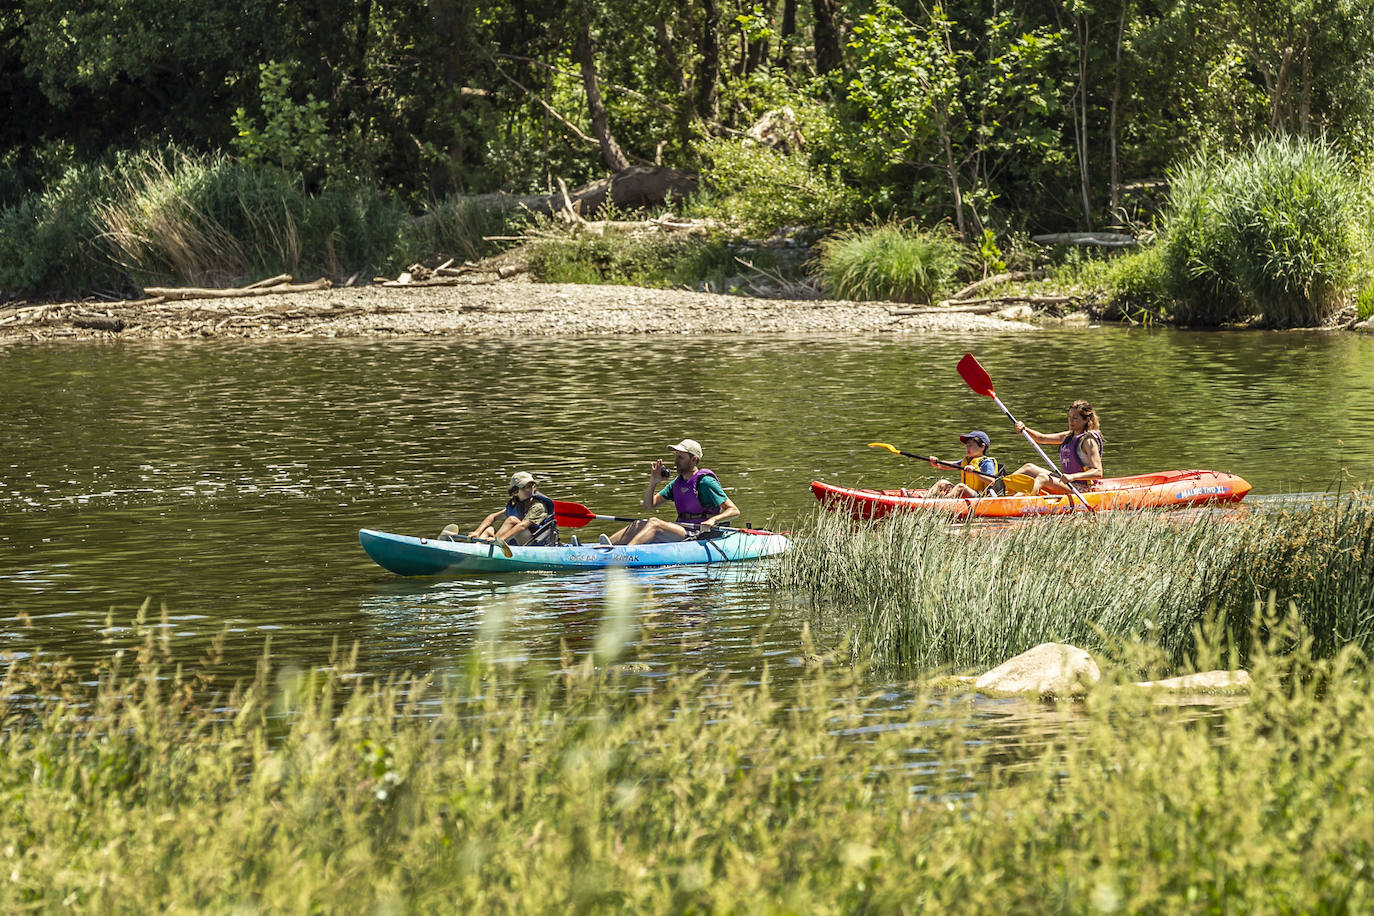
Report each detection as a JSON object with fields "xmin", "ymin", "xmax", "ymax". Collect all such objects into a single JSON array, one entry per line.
[{"xmin": 927, "ymin": 430, "xmax": 1004, "ymax": 498}]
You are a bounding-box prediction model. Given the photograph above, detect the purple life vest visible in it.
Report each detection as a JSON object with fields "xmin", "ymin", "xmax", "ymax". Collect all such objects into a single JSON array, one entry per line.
[
  {"xmin": 1058, "ymin": 431, "xmax": 1104, "ymax": 474},
  {"xmin": 670, "ymin": 467, "xmax": 720, "ymax": 523}
]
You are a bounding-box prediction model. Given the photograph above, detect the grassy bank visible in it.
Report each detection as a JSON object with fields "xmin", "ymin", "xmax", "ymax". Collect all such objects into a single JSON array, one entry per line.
[
  {"xmin": 771, "ymin": 497, "xmax": 1374, "ymax": 670},
  {"xmin": 0, "ymin": 150, "xmax": 519, "ymax": 298},
  {"xmin": 3, "ymin": 598, "xmax": 1373, "ymax": 910}
]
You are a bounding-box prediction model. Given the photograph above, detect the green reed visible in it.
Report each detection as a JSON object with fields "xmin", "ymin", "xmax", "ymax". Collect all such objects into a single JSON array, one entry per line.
[
  {"xmin": 816, "ymin": 223, "xmax": 969, "ymax": 304},
  {"xmin": 771, "ymin": 497, "xmax": 1374, "ymax": 670},
  {"xmin": 3, "ymin": 591, "xmax": 1374, "ymax": 911}
]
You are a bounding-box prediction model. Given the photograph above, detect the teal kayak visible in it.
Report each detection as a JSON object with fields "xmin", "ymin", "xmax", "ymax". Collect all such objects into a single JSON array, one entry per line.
[{"xmin": 358, "ymin": 527, "xmax": 791, "ymax": 576}]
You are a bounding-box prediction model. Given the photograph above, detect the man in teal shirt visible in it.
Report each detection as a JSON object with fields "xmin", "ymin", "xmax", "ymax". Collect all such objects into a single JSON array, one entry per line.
[{"xmin": 605, "ymin": 438, "xmax": 739, "ymax": 545}]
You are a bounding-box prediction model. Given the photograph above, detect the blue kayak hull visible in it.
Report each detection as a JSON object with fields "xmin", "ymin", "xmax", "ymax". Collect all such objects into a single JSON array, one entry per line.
[{"xmin": 358, "ymin": 528, "xmax": 791, "ymax": 576}]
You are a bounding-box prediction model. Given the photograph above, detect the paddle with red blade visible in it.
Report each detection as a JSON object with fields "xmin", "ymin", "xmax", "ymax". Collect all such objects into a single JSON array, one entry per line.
[
  {"xmin": 956, "ymin": 353, "xmax": 1094, "ymax": 511},
  {"xmin": 552, "ymin": 500, "xmax": 776, "ymax": 536}
]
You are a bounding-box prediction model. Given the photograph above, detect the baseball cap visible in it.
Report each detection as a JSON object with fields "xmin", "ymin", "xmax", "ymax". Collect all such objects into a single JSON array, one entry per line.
[
  {"xmin": 509, "ymin": 471, "xmax": 536, "ymax": 490},
  {"xmin": 667, "ymin": 438, "xmax": 703, "ymax": 459},
  {"xmin": 959, "ymin": 430, "xmax": 990, "ymax": 448}
]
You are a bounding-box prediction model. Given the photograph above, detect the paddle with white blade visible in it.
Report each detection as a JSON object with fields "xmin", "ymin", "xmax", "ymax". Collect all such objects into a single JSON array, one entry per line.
[{"xmin": 955, "ymin": 354, "xmax": 1094, "ymax": 511}]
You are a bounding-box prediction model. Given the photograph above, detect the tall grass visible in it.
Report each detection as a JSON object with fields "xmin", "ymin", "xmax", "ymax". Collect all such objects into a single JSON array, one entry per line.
[
  {"xmin": 771, "ymin": 498, "xmax": 1374, "ymax": 670},
  {"xmin": 0, "ymin": 148, "xmax": 519, "ymax": 297},
  {"xmin": 1159, "ymin": 136, "xmax": 1371, "ymax": 327},
  {"xmin": 817, "ymin": 224, "xmax": 969, "ymax": 303},
  {"xmin": 3, "ymin": 593, "xmax": 1374, "ymax": 910}
]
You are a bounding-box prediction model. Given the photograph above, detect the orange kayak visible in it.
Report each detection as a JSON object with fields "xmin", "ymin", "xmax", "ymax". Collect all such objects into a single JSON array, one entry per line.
[{"xmin": 811, "ymin": 470, "xmax": 1252, "ymax": 520}]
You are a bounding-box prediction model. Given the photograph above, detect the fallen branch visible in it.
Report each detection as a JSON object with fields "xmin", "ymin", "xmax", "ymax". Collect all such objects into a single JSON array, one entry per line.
[
  {"xmin": 892, "ymin": 294, "xmax": 1079, "ymax": 316},
  {"xmin": 244, "ymin": 273, "xmax": 294, "ymax": 290},
  {"xmin": 945, "ymin": 270, "xmax": 1046, "ymax": 302},
  {"xmin": 142, "ymin": 278, "xmax": 332, "ymax": 301}
]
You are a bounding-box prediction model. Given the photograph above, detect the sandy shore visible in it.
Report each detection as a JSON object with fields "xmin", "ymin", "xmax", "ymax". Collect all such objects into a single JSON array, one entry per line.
[{"xmin": 0, "ymin": 277, "xmax": 1038, "ymax": 344}]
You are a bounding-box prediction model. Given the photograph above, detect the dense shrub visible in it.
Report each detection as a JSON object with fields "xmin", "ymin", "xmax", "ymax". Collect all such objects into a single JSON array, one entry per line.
[
  {"xmin": 1159, "ymin": 137, "xmax": 1371, "ymax": 327},
  {"xmin": 0, "ymin": 148, "xmax": 521, "ymax": 297},
  {"xmin": 816, "ymin": 224, "xmax": 968, "ymax": 303},
  {"xmin": 526, "ymin": 231, "xmax": 808, "ymax": 294},
  {"xmin": 0, "ymin": 162, "xmax": 127, "ymax": 296},
  {"xmin": 690, "ymin": 138, "xmax": 862, "ymax": 236}
]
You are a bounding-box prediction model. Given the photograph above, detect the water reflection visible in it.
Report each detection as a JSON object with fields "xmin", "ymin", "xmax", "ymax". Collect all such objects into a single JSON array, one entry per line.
[{"xmin": 2, "ymin": 330, "xmax": 1371, "ymax": 690}]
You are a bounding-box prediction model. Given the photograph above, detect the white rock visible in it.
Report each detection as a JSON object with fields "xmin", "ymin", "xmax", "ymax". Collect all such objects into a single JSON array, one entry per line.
[
  {"xmin": 974, "ymin": 642, "xmax": 1101, "ymax": 697},
  {"xmin": 994, "ymin": 304, "xmax": 1036, "ymax": 321}
]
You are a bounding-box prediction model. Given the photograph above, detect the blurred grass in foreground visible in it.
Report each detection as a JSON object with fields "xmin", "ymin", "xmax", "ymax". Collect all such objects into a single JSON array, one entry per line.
[
  {"xmin": 2, "ymin": 579, "xmax": 1373, "ymax": 911},
  {"xmin": 771, "ymin": 496, "xmax": 1374, "ymax": 670}
]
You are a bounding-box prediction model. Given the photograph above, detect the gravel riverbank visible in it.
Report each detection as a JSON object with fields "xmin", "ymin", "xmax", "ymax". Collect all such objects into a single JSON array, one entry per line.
[{"xmin": 0, "ymin": 278, "xmax": 1037, "ymax": 344}]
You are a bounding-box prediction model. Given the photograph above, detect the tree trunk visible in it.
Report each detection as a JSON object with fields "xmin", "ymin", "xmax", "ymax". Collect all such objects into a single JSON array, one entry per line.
[
  {"xmin": 696, "ymin": 0, "xmax": 721, "ymax": 122},
  {"xmin": 938, "ymin": 113, "xmax": 967, "ymax": 240},
  {"xmin": 812, "ymin": 0, "xmax": 843, "ymax": 74},
  {"xmin": 575, "ymin": 20, "xmax": 631, "ymax": 173},
  {"xmin": 429, "ymin": 0, "xmax": 476, "ymax": 189},
  {"xmin": 656, "ymin": 17, "xmax": 695, "ymax": 149},
  {"xmin": 1109, "ymin": 1, "xmax": 1127, "ymax": 218},
  {"xmin": 1074, "ymin": 11, "xmax": 1093, "ymax": 229},
  {"xmin": 776, "ymin": 0, "xmax": 797, "ymax": 72}
]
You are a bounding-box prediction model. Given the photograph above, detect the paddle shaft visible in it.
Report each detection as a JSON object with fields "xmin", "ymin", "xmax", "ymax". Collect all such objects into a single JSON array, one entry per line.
[
  {"xmin": 868, "ymin": 442, "xmax": 1032, "ymax": 491},
  {"xmin": 990, "ymin": 394, "xmax": 1095, "ymax": 511},
  {"xmin": 439, "ymin": 525, "xmax": 514, "ymax": 557},
  {"xmin": 552, "ymin": 500, "xmax": 773, "ymax": 536}
]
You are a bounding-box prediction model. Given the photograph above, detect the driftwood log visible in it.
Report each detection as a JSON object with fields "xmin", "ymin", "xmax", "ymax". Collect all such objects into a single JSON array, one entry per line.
[
  {"xmin": 464, "ymin": 166, "xmax": 699, "ymax": 219},
  {"xmin": 142, "ymin": 278, "xmax": 331, "ymax": 301},
  {"xmin": 942, "ymin": 270, "xmax": 1046, "ymax": 303}
]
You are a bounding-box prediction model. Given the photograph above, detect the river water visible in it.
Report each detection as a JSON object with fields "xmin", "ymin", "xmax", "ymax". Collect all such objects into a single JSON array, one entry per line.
[{"xmin": 3, "ymin": 328, "xmax": 1372, "ymax": 693}]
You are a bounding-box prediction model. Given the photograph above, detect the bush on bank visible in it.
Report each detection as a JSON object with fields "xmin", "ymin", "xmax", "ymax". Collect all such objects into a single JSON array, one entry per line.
[
  {"xmin": 0, "ymin": 149, "xmax": 517, "ymax": 298},
  {"xmin": 817, "ymin": 224, "xmax": 969, "ymax": 303},
  {"xmin": 1154, "ymin": 136, "xmax": 1371, "ymax": 327},
  {"xmin": 3, "ymin": 602, "xmax": 1374, "ymax": 911}
]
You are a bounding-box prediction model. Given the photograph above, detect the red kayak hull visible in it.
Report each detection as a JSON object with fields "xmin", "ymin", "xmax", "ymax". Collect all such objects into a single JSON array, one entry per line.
[{"xmin": 811, "ymin": 470, "xmax": 1253, "ymax": 520}]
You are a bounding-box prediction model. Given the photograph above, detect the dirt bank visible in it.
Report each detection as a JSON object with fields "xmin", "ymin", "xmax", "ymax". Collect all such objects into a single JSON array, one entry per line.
[{"xmin": 0, "ymin": 277, "xmax": 1038, "ymax": 344}]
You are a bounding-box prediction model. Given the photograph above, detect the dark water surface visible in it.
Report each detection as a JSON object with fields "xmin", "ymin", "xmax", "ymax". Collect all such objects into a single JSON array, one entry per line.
[{"xmin": 3, "ymin": 328, "xmax": 1372, "ymax": 691}]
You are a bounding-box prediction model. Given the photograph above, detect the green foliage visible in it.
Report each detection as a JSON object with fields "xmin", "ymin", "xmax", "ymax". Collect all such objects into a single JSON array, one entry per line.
[
  {"xmin": 5, "ymin": 591, "xmax": 1374, "ymax": 909},
  {"xmin": 835, "ymin": 0, "xmax": 1067, "ymax": 228},
  {"xmin": 0, "ymin": 147, "xmax": 522, "ymax": 295},
  {"xmin": 690, "ymin": 138, "xmax": 861, "ymax": 235},
  {"xmin": 773, "ymin": 498, "xmax": 1374, "ymax": 670},
  {"xmin": 1160, "ymin": 137, "xmax": 1371, "ymax": 326},
  {"xmin": 1358, "ymin": 283, "xmax": 1374, "ymax": 320},
  {"xmin": 526, "ymin": 230, "xmax": 805, "ymax": 294},
  {"xmin": 1102, "ymin": 244, "xmax": 1174, "ymax": 320},
  {"xmin": 0, "ymin": 161, "xmax": 126, "ymax": 296},
  {"xmin": 817, "ymin": 224, "xmax": 968, "ymax": 303},
  {"xmin": 231, "ymin": 61, "xmax": 333, "ymax": 178}
]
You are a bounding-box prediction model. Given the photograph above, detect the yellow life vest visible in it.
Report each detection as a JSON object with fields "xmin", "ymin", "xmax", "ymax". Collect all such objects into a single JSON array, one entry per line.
[{"xmin": 960, "ymin": 457, "xmax": 1005, "ymax": 495}]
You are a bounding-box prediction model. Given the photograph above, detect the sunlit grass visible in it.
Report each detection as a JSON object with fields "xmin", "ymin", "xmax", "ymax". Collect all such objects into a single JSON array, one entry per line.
[
  {"xmin": 3, "ymin": 592, "xmax": 1374, "ymax": 910},
  {"xmin": 771, "ymin": 497, "xmax": 1374, "ymax": 669},
  {"xmin": 817, "ymin": 223, "xmax": 970, "ymax": 303}
]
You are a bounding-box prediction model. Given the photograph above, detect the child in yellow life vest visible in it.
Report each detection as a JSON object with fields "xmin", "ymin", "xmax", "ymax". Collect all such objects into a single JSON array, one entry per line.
[{"xmin": 927, "ymin": 430, "xmax": 1004, "ymax": 498}]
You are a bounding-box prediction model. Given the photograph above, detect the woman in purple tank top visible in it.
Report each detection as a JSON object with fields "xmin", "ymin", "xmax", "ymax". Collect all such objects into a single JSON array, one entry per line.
[{"xmin": 1010, "ymin": 400, "xmax": 1104, "ymax": 495}]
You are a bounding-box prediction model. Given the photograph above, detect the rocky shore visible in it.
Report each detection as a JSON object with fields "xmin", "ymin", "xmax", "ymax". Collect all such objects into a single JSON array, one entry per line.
[{"xmin": 0, "ymin": 277, "xmax": 1038, "ymax": 344}]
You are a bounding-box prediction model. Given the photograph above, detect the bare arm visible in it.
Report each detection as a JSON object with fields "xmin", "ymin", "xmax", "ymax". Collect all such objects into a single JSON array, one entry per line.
[
  {"xmin": 1015, "ymin": 422, "xmax": 1070, "ymax": 445},
  {"xmin": 642, "ymin": 459, "xmax": 670, "ymax": 511},
  {"xmin": 701, "ymin": 497, "xmax": 740, "ymax": 530}
]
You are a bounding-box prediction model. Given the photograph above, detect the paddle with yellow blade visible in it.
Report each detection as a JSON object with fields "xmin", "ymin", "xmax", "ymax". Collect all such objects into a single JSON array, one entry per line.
[
  {"xmin": 866, "ymin": 442, "xmax": 1035, "ymax": 494},
  {"xmin": 955, "ymin": 353, "xmax": 1094, "ymax": 511}
]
